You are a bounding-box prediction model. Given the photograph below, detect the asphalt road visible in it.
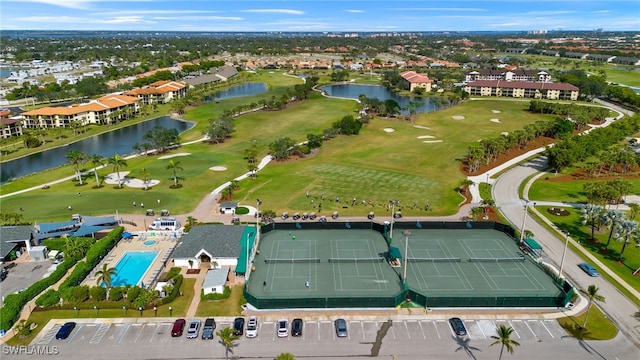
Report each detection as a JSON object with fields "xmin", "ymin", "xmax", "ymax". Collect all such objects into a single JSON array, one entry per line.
[{"xmin": 492, "ymin": 156, "xmax": 640, "ymax": 350}]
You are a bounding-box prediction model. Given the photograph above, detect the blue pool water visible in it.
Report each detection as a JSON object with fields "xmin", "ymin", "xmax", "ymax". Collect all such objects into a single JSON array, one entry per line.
[{"xmin": 110, "ymin": 251, "xmax": 158, "ymax": 287}]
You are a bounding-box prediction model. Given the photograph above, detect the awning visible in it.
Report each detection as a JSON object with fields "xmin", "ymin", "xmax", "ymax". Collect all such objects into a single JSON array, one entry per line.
[
  {"xmin": 389, "ymin": 247, "xmax": 402, "ymax": 259},
  {"xmin": 524, "ymin": 238, "xmax": 543, "ymax": 250},
  {"xmin": 38, "ymin": 220, "xmax": 78, "ymax": 234},
  {"xmin": 71, "ymin": 225, "xmax": 116, "ymax": 237}
]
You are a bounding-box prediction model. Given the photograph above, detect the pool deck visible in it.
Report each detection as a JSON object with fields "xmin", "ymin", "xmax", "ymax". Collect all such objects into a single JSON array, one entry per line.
[{"xmin": 81, "ymin": 231, "xmax": 178, "ymax": 288}]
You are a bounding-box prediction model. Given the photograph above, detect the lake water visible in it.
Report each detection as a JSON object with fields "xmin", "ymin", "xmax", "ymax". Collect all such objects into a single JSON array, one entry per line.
[
  {"xmin": 0, "ymin": 116, "xmax": 193, "ymax": 184},
  {"xmin": 0, "ymin": 68, "xmax": 19, "ymax": 79},
  {"xmin": 205, "ymin": 82, "xmax": 267, "ymax": 102},
  {"xmin": 320, "ymin": 84, "xmax": 442, "ymax": 114}
]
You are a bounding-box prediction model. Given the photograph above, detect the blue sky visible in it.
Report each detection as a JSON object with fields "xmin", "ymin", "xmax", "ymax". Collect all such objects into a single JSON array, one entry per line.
[{"xmin": 1, "ymin": 0, "xmax": 638, "ymax": 32}]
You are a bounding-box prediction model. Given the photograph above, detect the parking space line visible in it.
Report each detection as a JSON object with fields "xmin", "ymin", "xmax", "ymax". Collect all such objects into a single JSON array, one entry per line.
[
  {"xmin": 117, "ymin": 324, "xmax": 130, "ymax": 344},
  {"xmin": 134, "ymin": 324, "xmax": 147, "ymax": 343},
  {"xmin": 418, "ymin": 320, "xmax": 426, "ymax": 339},
  {"xmin": 67, "ymin": 324, "xmax": 83, "ymax": 344},
  {"xmin": 524, "ymin": 321, "xmax": 539, "ymax": 340},
  {"xmin": 404, "ymin": 321, "xmax": 411, "ymax": 340},
  {"xmin": 360, "ymin": 321, "xmax": 365, "ymax": 340},
  {"xmin": 507, "ymin": 321, "xmax": 520, "ymax": 338},
  {"xmin": 433, "ymin": 321, "xmax": 441, "ymax": 339},
  {"xmin": 90, "ymin": 323, "xmax": 111, "ymax": 344},
  {"xmin": 539, "ymin": 321, "xmax": 554, "ymax": 338},
  {"xmin": 149, "ymin": 323, "xmax": 164, "ymax": 343}
]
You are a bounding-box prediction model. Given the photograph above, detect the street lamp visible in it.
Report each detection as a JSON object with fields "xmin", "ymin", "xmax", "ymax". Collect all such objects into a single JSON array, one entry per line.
[
  {"xmin": 73, "ymin": 306, "xmax": 78, "ymax": 317},
  {"xmin": 138, "ymin": 307, "xmax": 143, "ymax": 317},
  {"xmin": 169, "ymin": 306, "xmax": 172, "ymax": 317},
  {"xmin": 94, "ymin": 305, "xmax": 98, "ymax": 317},
  {"xmin": 559, "ymin": 231, "xmax": 570, "ymax": 279},
  {"xmin": 402, "ymin": 230, "xmax": 412, "ymax": 283},
  {"xmin": 154, "ymin": 306, "xmax": 157, "ymax": 317},
  {"xmin": 389, "ymin": 200, "xmax": 399, "ymax": 244},
  {"xmin": 520, "ymin": 200, "xmax": 529, "ymax": 244},
  {"xmin": 122, "ymin": 306, "xmax": 127, "ymax": 316}
]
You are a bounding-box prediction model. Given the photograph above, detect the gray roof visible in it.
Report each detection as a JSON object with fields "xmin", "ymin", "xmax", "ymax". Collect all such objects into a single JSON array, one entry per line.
[
  {"xmin": 172, "ymin": 225, "xmax": 253, "ymax": 259},
  {"xmin": 219, "ymin": 201, "xmax": 238, "ymax": 209},
  {"xmin": 216, "ymin": 65, "xmax": 238, "ymax": 80},
  {"xmin": 184, "ymin": 74, "xmax": 221, "ymax": 86},
  {"xmin": 0, "ymin": 226, "xmax": 35, "ymax": 259},
  {"xmin": 202, "ymin": 268, "xmax": 230, "ymax": 289}
]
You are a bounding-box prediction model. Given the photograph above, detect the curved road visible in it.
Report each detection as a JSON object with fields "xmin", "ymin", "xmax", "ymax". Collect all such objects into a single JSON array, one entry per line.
[{"xmin": 492, "ymin": 155, "xmax": 640, "ymax": 351}]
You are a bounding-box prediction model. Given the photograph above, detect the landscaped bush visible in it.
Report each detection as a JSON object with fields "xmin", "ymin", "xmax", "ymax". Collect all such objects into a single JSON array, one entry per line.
[
  {"xmin": 235, "ymin": 207, "xmax": 250, "ymax": 215},
  {"xmin": 72, "ymin": 286, "xmax": 90, "ymax": 303},
  {"xmin": 35, "ymin": 289, "xmax": 60, "ymax": 308},
  {"xmin": 41, "ymin": 238, "xmax": 67, "ymax": 251},
  {"xmin": 109, "ymin": 286, "xmax": 124, "ymax": 301},
  {"xmin": 163, "ymin": 267, "xmax": 181, "ymax": 281},
  {"xmin": 90, "ymin": 286, "xmax": 107, "ymax": 302},
  {"xmin": 200, "ymin": 286, "xmax": 231, "ymax": 300},
  {"xmin": 160, "ymin": 275, "xmax": 183, "ymax": 305},
  {"xmin": 126, "ymin": 286, "xmax": 141, "ymax": 302}
]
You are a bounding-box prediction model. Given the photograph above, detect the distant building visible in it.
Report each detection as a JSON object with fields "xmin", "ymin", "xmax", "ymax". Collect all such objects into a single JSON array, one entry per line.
[
  {"xmin": 399, "ymin": 71, "xmax": 433, "ymax": 92},
  {"xmin": 124, "ymin": 80, "xmax": 187, "ymax": 105},
  {"xmin": 465, "ymin": 69, "xmax": 551, "ymax": 83},
  {"xmin": 464, "ymin": 80, "xmax": 579, "ymax": 100}
]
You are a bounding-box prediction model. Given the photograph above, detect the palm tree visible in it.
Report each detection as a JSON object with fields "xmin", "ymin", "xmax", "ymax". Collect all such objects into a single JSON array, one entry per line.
[
  {"xmin": 490, "ymin": 324, "xmax": 520, "ymax": 359},
  {"xmin": 66, "ymin": 150, "xmax": 86, "ymax": 185},
  {"xmin": 614, "ymin": 219, "xmax": 638, "ymax": 261},
  {"xmin": 600, "ymin": 209, "xmax": 625, "ymax": 250},
  {"xmin": 108, "ymin": 154, "xmax": 128, "ymax": 188},
  {"xmin": 582, "ymin": 284, "xmax": 605, "ymax": 329},
  {"xmin": 139, "ymin": 167, "xmax": 151, "ymax": 190},
  {"xmin": 186, "ymin": 216, "xmax": 197, "ymax": 227},
  {"xmin": 629, "ymin": 203, "xmax": 640, "ymax": 220},
  {"xmin": 166, "ymin": 159, "xmax": 184, "ymax": 187},
  {"xmin": 216, "ymin": 327, "xmax": 239, "ymax": 360},
  {"xmin": 276, "ymin": 353, "xmax": 295, "ymax": 360},
  {"xmin": 580, "ymin": 204, "xmax": 603, "ymax": 241},
  {"xmin": 95, "ymin": 263, "xmax": 118, "ymax": 300},
  {"xmin": 459, "ymin": 179, "xmax": 474, "ymax": 195},
  {"xmin": 88, "ymin": 154, "xmax": 105, "ymax": 187}
]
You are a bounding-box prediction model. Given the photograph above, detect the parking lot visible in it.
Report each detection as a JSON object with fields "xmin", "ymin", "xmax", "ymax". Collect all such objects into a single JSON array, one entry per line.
[
  {"xmin": 35, "ymin": 316, "xmax": 569, "ymax": 347},
  {"xmin": 0, "ymin": 260, "xmax": 55, "ymax": 307}
]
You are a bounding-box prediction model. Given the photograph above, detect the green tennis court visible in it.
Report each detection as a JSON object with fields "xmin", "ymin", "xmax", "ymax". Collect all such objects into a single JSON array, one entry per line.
[{"xmin": 245, "ymin": 223, "xmax": 567, "ymax": 309}]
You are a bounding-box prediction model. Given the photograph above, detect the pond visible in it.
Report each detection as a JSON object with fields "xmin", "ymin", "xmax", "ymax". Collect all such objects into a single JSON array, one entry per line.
[
  {"xmin": 320, "ymin": 84, "xmax": 444, "ymax": 114},
  {"xmin": 205, "ymin": 82, "xmax": 268, "ymax": 102},
  {"xmin": 0, "ymin": 116, "xmax": 193, "ymax": 184}
]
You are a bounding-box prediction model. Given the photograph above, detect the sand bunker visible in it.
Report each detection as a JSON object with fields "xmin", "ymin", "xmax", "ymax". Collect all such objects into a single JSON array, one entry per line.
[
  {"xmin": 104, "ymin": 172, "xmax": 160, "ymax": 188},
  {"xmin": 158, "ymin": 152, "xmax": 191, "ymax": 160},
  {"xmin": 417, "ymin": 135, "xmax": 435, "ymax": 139},
  {"xmin": 413, "ymin": 125, "xmax": 431, "ymax": 130},
  {"xmin": 209, "ymin": 166, "xmax": 228, "ymax": 171},
  {"xmin": 492, "ymin": 110, "xmax": 501, "ymax": 114},
  {"xmin": 423, "ymin": 140, "xmax": 443, "ymax": 143},
  {"xmin": 451, "ymin": 115, "xmax": 465, "ymax": 120},
  {"xmin": 383, "ymin": 128, "xmax": 395, "ymax": 133},
  {"xmin": 490, "ymin": 118, "xmax": 500, "ymax": 123},
  {"xmin": 501, "ymin": 132, "xmax": 509, "ymax": 136}
]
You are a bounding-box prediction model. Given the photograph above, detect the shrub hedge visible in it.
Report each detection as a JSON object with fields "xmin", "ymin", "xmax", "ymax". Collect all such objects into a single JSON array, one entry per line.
[{"xmin": 160, "ymin": 275, "xmax": 183, "ymax": 305}]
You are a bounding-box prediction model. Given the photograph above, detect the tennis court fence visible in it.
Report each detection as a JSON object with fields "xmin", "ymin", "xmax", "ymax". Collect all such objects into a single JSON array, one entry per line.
[
  {"xmin": 328, "ymin": 257, "xmax": 385, "ymax": 263},
  {"xmin": 468, "ymin": 256, "xmax": 525, "ymax": 263},
  {"xmin": 264, "ymin": 258, "xmax": 321, "ymax": 264},
  {"xmin": 407, "ymin": 257, "xmax": 461, "ymax": 263}
]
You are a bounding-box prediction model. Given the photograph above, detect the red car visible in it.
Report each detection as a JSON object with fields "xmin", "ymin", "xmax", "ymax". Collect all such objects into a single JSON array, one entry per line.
[{"xmin": 171, "ymin": 319, "xmax": 186, "ymax": 337}]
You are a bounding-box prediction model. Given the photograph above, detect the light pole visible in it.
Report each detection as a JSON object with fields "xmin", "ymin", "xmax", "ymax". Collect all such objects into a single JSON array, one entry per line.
[
  {"xmin": 559, "ymin": 231, "xmax": 570, "ymax": 279},
  {"xmin": 138, "ymin": 307, "xmax": 143, "ymax": 317},
  {"xmin": 73, "ymin": 306, "xmax": 78, "ymax": 317},
  {"xmin": 402, "ymin": 230, "xmax": 412, "ymax": 283},
  {"xmin": 154, "ymin": 306, "xmax": 157, "ymax": 317},
  {"xmin": 389, "ymin": 200, "xmax": 399, "ymax": 244},
  {"xmin": 169, "ymin": 306, "xmax": 172, "ymax": 317},
  {"xmin": 519, "ymin": 200, "xmax": 529, "ymax": 244},
  {"xmin": 255, "ymin": 199, "xmax": 261, "ymax": 246},
  {"xmin": 94, "ymin": 305, "xmax": 98, "ymax": 317},
  {"xmin": 122, "ymin": 306, "xmax": 127, "ymax": 316},
  {"xmin": 486, "ymin": 173, "xmax": 490, "ymax": 189}
]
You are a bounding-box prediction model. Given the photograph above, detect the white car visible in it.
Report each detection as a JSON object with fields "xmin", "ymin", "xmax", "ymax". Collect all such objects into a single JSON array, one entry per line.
[
  {"xmin": 276, "ymin": 319, "xmax": 289, "ymax": 338},
  {"xmin": 246, "ymin": 316, "xmax": 258, "ymax": 338}
]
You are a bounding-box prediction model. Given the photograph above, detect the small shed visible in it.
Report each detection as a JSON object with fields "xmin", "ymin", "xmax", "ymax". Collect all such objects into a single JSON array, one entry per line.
[
  {"xmin": 219, "ymin": 202, "xmax": 238, "ymax": 214},
  {"xmin": 202, "ymin": 268, "xmax": 230, "ymax": 295},
  {"xmin": 29, "ymin": 246, "xmax": 48, "ymax": 261}
]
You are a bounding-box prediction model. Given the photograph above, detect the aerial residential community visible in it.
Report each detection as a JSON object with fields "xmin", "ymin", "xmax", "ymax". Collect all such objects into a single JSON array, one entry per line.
[{"xmin": 0, "ymin": 1, "xmax": 639, "ymax": 359}]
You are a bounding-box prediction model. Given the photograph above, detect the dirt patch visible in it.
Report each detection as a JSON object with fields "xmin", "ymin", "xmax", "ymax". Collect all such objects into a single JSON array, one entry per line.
[
  {"xmin": 547, "ymin": 207, "xmax": 570, "ymax": 216},
  {"xmin": 186, "ymin": 269, "xmax": 200, "ymax": 274}
]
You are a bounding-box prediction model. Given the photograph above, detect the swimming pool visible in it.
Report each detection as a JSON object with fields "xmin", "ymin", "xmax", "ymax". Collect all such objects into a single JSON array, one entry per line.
[{"xmin": 110, "ymin": 251, "xmax": 159, "ymax": 287}]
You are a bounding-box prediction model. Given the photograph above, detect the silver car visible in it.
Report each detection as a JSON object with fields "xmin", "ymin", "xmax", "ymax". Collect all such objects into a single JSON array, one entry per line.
[
  {"xmin": 246, "ymin": 316, "xmax": 258, "ymax": 338},
  {"xmin": 185, "ymin": 319, "xmax": 201, "ymax": 339}
]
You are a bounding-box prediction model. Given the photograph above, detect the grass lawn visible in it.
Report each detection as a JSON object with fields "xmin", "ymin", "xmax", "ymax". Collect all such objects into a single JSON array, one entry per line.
[
  {"xmin": 557, "ymin": 304, "xmax": 618, "ymax": 340},
  {"xmin": 534, "ymin": 206, "xmax": 640, "ymax": 306},
  {"xmin": 529, "ymin": 176, "xmax": 640, "ymax": 203},
  {"xmin": 4, "ymin": 278, "xmax": 195, "ymax": 347},
  {"xmin": 2, "ymin": 74, "xmax": 559, "ymax": 220},
  {"xmin": 195, "ymin": 285, "xmax": 244, "ymax": 317}
]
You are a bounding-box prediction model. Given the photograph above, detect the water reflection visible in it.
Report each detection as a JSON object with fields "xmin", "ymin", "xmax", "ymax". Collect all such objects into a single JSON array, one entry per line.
[
  {"xmin": 205, "ymin": 82, "xmax": 268, "ymax": 102},
  {"xmin": 321, "ymin": 84, "xmax": 442, "ymax": 114},
  {"xmin": 1, "ymin": 116, "xmax": 192, "ymax": 183}
]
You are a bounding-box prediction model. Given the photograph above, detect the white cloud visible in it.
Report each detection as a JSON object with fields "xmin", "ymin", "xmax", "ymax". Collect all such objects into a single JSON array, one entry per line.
[
  {"xmin": 92, "ymin": 10, "xmax": 223, "ymax": 16},
  {"xmin": 152, "ymin": 16, "xmax": 243, "ymax": 21},
  {"xmin": 9, "ymin": 0, "xmax": 149, "ymax": 10},
  {"xmin": 389, "ymin": 8, "xmax": 485, "ymax": 12},
  {"xmin": 241, "ymin": 9, "xmax": 305, "ymax": 15},
  {"xmin": 97, "ymin": 16, "xmax": 156, "ymax": 24},
  {"xmin": 17, "ymin": 16, "xmax": 89, "ymax": 23},
  {"xmin": 345, "ymin": 10, "xmax": 364, "ymax": 13}
]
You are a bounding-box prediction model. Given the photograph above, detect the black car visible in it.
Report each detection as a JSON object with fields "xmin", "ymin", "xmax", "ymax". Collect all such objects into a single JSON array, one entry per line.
[
  {"xmin": 201, "ymin": 318, "xmax": 216, "ymax": 340},
  {"xmin": 291, "ymin": 318, "xmax": 303, "ymax": 337},
  {"xmin": 233, "ymin": 317, "xmax": 245, "ymax": 336},
  {"xmin": 448, "ymin": 317, "xmax": 467, "ymax": 336},
  {"xmin": 55, "ymin": 322, "xmax": 76, "ymax": 340}
]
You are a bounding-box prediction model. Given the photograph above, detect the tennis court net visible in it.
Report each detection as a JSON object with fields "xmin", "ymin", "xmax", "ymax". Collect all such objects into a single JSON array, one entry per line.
[
  {"xmin": 468, "ymin": 256, "xmax": 525, "ymax": 263},
  {"xmin": 407, "ymin": 257, "xmax": 461, "ymax": 263},
  {"xmin": 264, "ymin": 258, "xmax": 321, "ymax": 264},
  {"xmin": 328, "ymin": 257, "xmax": 385, "ymax": 263}
]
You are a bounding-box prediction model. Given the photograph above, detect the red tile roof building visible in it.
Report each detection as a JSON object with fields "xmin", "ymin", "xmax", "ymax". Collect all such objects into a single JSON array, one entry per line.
[
  {"xmin": 124, "ymin": 81, "xmax": 187, "ymax": 105},
  {"xmin": 464, "ymin": 80, "xmax": 579, "ymax": 100},
  {"xmin": 400, "ymin": 71, "xmax": 433, "ymax": 92}
]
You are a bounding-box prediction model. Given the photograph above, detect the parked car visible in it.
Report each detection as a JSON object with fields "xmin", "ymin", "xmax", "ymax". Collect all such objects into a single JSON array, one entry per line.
[
  {"xmin": 578, "ymin": 262, "xmax": 599, "ymax": 277},
  {"xmin": 448, "ymin": 317, "xmax": 467, "ymax": 336},
  {"xmin": 334, "ymin": 318, "xmax": 348, "ymax": 338},
  {"xmin": 55, "ymin": 322, "xmax": 76, "ymax": 340},
  {"xmin": 186, "ymin": 319, "xmax": 201, "ymax": 339},
  {"xmin": 233, "ymin": 317, "xmax": 245, "ymax": 336},
  {"xmin": 0, "ymin": 268, "xmax": 7, "ymax": 281},
  {"xmin": 171, "ymin": 319, "xmax": 186, "ymax": 337},
  {"xmin": 291, "ymin": 318, "xmax": 303, "ymax": 337},
  {"xmin": 201, "ymin": 318, "xmax": 216, "ymax": 340},
  {"xmin": 246, "ymin": 316, "xmax": 258, "ymax": 338},
  {"xmin": 277, "ymin": 319, "xmax": 289, "ymax": 338}
]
